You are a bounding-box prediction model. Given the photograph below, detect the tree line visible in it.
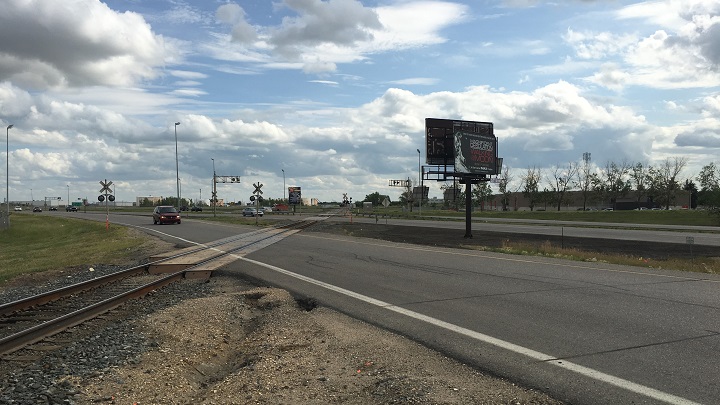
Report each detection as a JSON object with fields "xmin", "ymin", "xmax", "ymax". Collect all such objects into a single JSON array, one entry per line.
[
  {"xmin": 494, "ymin": 157, "xmax": 720, "ymax": 215},
  {"xmin": 360, "ymin": 158, "xmax": 720, "ymax": 219}
]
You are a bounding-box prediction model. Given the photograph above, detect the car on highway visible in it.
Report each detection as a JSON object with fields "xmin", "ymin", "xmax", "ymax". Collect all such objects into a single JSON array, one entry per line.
[
  {"xmin": 14, "ymin": 206, "xmax": 22, "ymax": 211},
  {"xmin": 66, "ymin": 206, "xmax": 77, "ymax": 212},
  {"xmin": 242, "ymin": 207, "xmax": 263, "ymax": 217},
  {"xmin": 153, "ymin": 206, "xmax": 181, "ymax": 224},
  {"xmin": 33, "ymin": 207, "xmax": 42, "ymax": 212},
  {"xmin": 191, "ymin": 206, "xmax": 203, "ymax": 212},
  {"xmin": 49, "ymin": 206, "xmax": 57, "ymax": 211}
]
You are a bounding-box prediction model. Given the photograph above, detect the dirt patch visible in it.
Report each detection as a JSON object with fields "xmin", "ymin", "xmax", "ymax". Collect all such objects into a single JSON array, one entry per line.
[{"xmin": 76, "ymin": 279, "xmax": 562, "ymax": 404}]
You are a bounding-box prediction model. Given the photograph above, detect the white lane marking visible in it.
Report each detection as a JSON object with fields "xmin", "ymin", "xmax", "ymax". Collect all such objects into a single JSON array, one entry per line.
[{"xmin": 238, "ymin": 256, "xmax": 703, "ymax": 405}]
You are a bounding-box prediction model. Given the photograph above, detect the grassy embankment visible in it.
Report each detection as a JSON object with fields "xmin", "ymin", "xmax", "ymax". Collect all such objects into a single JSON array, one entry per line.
[{"xmin": 0, "ymin": 214, "xmax": 147, "ymax": 285}]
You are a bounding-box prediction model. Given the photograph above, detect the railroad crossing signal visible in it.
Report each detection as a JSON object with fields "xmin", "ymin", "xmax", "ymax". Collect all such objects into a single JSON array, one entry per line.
[
  {"xmin": 99, "ymin": 179, "xmax": 113, "ymax": 194},
  {"xmin": 98, "ymin": 179, "xmax": 115, "ymax": 202},
  {"xmin": 250, "ymin": 183, "xmax": 264, "ymax": 202}
]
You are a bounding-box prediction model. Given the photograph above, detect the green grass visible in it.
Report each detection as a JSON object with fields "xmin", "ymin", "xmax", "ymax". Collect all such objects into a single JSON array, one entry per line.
[{"xmin": 0, "ymin": 215, "xmax": 148, "ymax": 285}]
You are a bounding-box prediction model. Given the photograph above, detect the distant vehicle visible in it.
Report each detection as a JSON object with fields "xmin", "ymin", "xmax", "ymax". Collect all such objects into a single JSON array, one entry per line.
[
  {"xmin": 33, "ymin": 207, "xmax": 42, "ymax": 212},
  {"xmin": 13, "ymin": 206, "xmax": 22, "ymax": 211},
  {"xmin": 179, "ymin": 206, "xmax": 189, "ymax": 211},
  {"xmin": 153, "ymin": 206, "xmax": 181, "ymax": 224},
  {"xmin": 66, "ymin": 206, "xmax": 78, "ymax": 212},
  {"xmin": 273, "ymin": 203, "xmax": 290, "ymax": 213},
  {"xmin": 242, "ymin": 207, "xmax": 263, "ymax": 217},
  {"xmin": 191, "ymin": 206, "xmax": 202, "ymax": 212},
  {"xmin": 49, "ymin": 206, "xmax": 58, "ymax": 211}
]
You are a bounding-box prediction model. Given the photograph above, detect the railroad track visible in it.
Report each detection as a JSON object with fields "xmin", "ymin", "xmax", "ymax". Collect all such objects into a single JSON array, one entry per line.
[{"xmin": 0, "ymin": 219, "xmax": 316, "ymax": 357}]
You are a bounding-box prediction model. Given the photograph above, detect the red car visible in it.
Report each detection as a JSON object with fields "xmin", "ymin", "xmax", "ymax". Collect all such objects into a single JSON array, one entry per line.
[{"xmin": 153, "ymin": 206, "xmax": 181, "ymax": 224}]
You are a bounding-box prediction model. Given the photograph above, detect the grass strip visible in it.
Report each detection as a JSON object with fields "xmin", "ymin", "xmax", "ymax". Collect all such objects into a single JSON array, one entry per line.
[{"xmin": 0, "ymin": 215, "xmax": 147, "ymax": 285}]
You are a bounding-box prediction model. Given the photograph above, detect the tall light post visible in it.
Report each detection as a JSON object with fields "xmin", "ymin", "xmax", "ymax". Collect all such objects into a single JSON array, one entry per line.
[
  {"xmin": 6, "ymin": 124, "xmax": 13, "ymax": 221},
  {"xmin": 174, "ymin": 122, "xmax": 180, "ymax": 207},
  {"xmin": 282, "ymin": 169, "xmax": 286, "ymax": 203},
  {"xmin": 417, "ymin": 148, "xmax": 422, "ymax": 215},
  {"xmin": 67, "ymin": 185, "xmax": 70, "ymax": 208},
  {"xmin": 211, "ymin": 158, "xmax": 216, "ymax": 217}
]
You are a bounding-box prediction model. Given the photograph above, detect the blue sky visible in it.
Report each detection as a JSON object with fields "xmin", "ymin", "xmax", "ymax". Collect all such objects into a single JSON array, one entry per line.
[{"xmin": 2, "ymin": 0, "xmax": 720, "ymax": 205}]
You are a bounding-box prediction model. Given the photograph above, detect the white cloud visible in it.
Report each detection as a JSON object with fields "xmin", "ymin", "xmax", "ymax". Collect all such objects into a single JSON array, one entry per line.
[
  {"xmin": 205, "ymin": 1, "xmax": 469, "ymax": 75},
  {"xmin": 0, "ymin": 0, "xmax": 174, "ymax": 90}
]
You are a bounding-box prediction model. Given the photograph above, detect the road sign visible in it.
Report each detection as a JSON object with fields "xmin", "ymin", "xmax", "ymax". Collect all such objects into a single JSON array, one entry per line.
[
  {"xmin": 215, "ymin": 176, "xmax": 242, "ymax": 183},
  {"xmin": 382, "ymin": 198, "xmax": 390, "ymax": 208},
  {"xmin": 253, "ymin": 183, "xmax": 263, "ymax": 194},
  {"xmin": 388, "ymin": 179, "xmax": 410, "ymax": 187}
]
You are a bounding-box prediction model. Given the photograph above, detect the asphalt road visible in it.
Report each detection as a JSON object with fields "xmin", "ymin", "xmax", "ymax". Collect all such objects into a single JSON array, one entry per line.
[{"xmin": 54, "ymin": 211, "xmax": 720, "ymax": 404}]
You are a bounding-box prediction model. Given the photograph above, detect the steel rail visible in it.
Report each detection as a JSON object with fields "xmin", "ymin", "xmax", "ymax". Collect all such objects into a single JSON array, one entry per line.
[
  {"xmin": 0, "ymin": 264, "xmax": 148, "ymax": 316},
  {"xmin": 0, "ymin": 272, "xmax": 184, "ymax": 355}
]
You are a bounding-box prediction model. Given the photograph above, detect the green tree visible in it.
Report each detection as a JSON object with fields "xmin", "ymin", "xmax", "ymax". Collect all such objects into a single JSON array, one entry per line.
[
  {"xmin": 697, "ymin": 162, "xmax": 720, "ymax": 218},
  {"xmin": 596, "ymin": 161, "xmax": 631, "ymax": 209},
  {"xmin": 630, "ymin": 162, "xmax": 650, "ymax": 209},
  {"xmin": 363, "ymin": 192, "xmax": 389, "ymax": 206},
  {"xmin": 472, "ymin": 182, "xmax": 494, "ymax": 210},
  {"xmin": 521, "ymin": 166, "xmax": 542, "ymax": 211},
  {"xmin": 498, "ymin": 167, "xmax": 513, "ymax": 211},
  {"xmin": 647, "ymin": 157, "xmax": 687, "ymax": 209}
]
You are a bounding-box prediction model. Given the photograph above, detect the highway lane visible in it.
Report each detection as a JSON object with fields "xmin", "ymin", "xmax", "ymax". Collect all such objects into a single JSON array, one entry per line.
[
  {"xmin": 232, "ymin": 230, "xmax": 720, "ymax": 405},
  {"xmin": 50, "ymin": 211, "xmax": 720, "ymax": 403}
]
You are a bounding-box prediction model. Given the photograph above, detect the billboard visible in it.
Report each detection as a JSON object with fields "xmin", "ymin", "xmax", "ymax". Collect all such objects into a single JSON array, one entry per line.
[
  {"xmin": 454, "ymin": 131, "xmax": 498, "ymax": 175},
  {"xmin": 425, "ymin": 118, "xmax": 495, "ymax": 171},
  {"xmin": 425, "ymin": 118, "xmax": 495, "ymax": 166},
  {"xmin": 288, "ymin": 186, "xmax": 302, "ymax": 205}
]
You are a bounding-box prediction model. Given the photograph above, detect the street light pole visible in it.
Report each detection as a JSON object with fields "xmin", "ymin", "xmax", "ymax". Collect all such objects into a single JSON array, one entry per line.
[
  {"xmin": 211, "ymin": 158, "xmax": 216, "ymax": 217},
  {"xmin": 282, "ymin": 169, "xmax": 286, "ymax": 203},
  {"xmin": 417, "ymin": 148, "xmax": 422, "ymax": 215},
  {"xmin": 6, "ymin": 124, "xmax": 13, "ymax": 221},
  {"xmin": 67, "ymin": 185, "xmax": 69, "ymax": 208},
  {"xmin": 174, "ymin": 122, "xmax": 180, "ymax": 208}
]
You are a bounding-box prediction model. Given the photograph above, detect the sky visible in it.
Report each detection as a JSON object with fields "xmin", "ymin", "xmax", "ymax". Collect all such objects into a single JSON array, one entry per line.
[{"xmin": 2, "ymin": 0, "xmax": 720, "ymax": 205}]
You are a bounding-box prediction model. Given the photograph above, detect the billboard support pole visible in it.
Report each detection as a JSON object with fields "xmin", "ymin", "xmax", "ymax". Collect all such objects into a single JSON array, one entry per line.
[{"xmin": 464, "ymin": 176, "xmax": 473, "ymax": 238}]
